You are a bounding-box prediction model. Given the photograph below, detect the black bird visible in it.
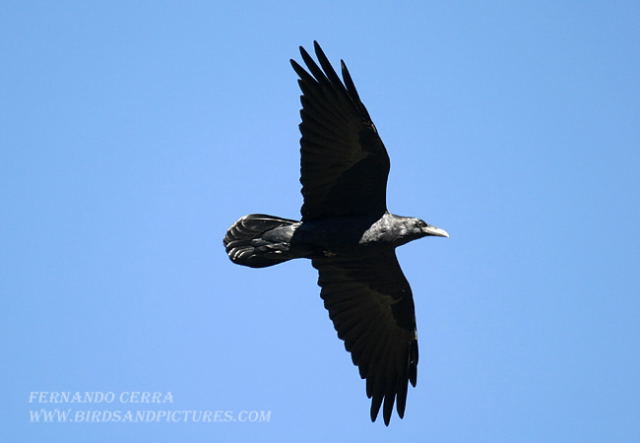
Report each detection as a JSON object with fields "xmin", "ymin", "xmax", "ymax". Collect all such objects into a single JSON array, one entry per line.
[{"xmin": 223, "ymin": 42, "xmax": 448, "ymax": 425}]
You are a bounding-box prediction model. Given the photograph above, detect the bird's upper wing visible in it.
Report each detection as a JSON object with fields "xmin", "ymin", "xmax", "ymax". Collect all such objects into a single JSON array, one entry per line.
[
  {"xmin": 290, "ymin": 42, "xmax": 390, "ymax": 221},
  {"xmin": 312, "ymin": 250, "xmax": 419, "ymax": 425}
]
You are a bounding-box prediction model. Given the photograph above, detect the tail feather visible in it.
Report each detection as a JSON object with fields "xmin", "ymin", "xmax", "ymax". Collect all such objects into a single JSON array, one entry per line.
[{"xmin": 224, "ymin": 214, "xmax": 298, "ymax": 268}]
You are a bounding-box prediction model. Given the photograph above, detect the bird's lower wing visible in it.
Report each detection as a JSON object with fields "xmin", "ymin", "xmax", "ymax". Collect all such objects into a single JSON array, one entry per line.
[{"xmin": 312, "ymin": 250, "xmax": 418, "ymax": 425}]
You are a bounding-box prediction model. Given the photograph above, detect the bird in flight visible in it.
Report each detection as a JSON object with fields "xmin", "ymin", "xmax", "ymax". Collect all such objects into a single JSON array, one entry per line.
[{"xmin": 224, "ymin": 41, "xmax": 448, "ymax": 425}]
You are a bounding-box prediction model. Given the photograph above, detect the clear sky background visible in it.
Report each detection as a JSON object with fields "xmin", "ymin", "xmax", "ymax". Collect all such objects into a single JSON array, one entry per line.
[{"xmin": 2, "ymin": 1, "xmax": 639, "ymax": 442}]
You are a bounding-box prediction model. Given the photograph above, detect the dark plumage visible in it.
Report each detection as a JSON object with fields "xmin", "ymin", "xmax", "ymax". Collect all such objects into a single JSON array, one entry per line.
[{"xmin": 223, "ymin": 42, "xmax": 448, "ymax": 425}]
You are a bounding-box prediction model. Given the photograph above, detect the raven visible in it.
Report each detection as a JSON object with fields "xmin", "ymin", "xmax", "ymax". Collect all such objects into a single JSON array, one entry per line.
[{"xmin": 223, "ymin": 42, "xmax": 448, "ymax": 425}]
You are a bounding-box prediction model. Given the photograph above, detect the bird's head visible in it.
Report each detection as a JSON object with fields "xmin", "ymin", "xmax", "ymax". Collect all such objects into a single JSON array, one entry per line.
[
  {"xmin": 410, "ymin": 218, "xmax": 449, "ymax": 239},
  {"xmin": 388, "ymin": 214, "xmax": 449, "ymax": 246}
]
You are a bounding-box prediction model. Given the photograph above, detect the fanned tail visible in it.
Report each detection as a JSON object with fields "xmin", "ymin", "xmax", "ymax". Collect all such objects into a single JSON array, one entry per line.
[{"xmin": 223, "ymin": 214, "xmax": 298, "ymax": 268}]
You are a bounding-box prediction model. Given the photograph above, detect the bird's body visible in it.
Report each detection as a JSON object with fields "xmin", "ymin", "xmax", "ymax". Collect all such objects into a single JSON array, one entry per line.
[
  {"xmin": 223, "ymin": 42, "xmax": 448, "ymax": 425},
  {"xmin": 228, "ymin": 212, "xmax": 444, "ymax": 263},
  {"xmin": 297, "ymin": 213, "xmax": 428, "ymax": 250}
]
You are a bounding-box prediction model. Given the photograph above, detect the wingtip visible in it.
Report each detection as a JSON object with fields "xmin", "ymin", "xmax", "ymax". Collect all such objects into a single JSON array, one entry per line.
[
  {"xmin": 382, "ymin": 392, "xmax": 395, "ymax": 426},
  {"xmin": 370, "ymin": 394, "xmax": 383, "ymax": 423},
  {"xmin": 340, "ymin": 60, "xmax": 351, "ymax": 80},
  {"xmin": 313, "ymin": 40, "xmax": 327, "ymax": 59}
]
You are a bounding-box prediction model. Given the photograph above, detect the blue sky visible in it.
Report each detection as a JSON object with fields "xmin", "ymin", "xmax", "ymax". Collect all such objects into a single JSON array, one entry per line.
[{"xmin": 2, "ymin": 1, "xmax": 639, "ymax": 442}]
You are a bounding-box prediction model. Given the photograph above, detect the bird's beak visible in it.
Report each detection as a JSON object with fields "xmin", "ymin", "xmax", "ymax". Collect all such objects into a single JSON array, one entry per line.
[{"xmin": 423, "ymin": 225, "xmax": 449, "ymax": 238}]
